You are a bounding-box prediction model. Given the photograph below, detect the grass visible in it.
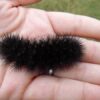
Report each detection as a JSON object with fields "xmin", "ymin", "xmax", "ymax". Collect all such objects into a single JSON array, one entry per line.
[{"xmin": 30, "ymin": 0, "xmax": 100, "ymax": 19}]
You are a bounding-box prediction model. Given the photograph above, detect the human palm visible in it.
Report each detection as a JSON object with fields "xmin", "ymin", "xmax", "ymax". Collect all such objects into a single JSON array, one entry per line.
[{"xmin": 0, "ymin": 0, "xmax": 100, "ymax": 99}]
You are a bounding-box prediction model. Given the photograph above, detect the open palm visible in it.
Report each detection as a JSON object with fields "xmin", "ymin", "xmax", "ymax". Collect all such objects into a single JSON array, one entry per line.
[{"xmin": 0, "ymin": 0, "xmax": 100, "ymax": 99}]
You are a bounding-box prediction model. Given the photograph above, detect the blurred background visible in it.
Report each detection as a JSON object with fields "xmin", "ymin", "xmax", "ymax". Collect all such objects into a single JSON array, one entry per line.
[{"xmin": 31, "ymin": 0, "xmax": 100, "ymax": 19}]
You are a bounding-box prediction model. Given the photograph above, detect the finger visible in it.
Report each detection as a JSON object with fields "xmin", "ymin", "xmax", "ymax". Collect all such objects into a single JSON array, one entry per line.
[
  {"xmin": 82, "ymin": 38, "xmax": 100, "ymax": 64},
  {"xmin": 11, "ymin": 0, "xmax": 41, "ymax": 6},
  {"xmin": 48, "ymin": 12, "xmax": 100, "ymax": 39},
  {"xmin": 0, "ymin": 60, "xmax": 7, "ymax": 87},
  {"xmin": 55, "ymin": 38, "xmax": 100, "ymax": 84},
  {"xmin": 0, "ymin": 66, "xmax": 37, "ymax": 100},
  {"xmin": 23, "ymin": 76, "xmax": 100, "ymax": 100},
  {"xmin": 55, "ymin": 62, "xmax": 100, "ymax": 85}
]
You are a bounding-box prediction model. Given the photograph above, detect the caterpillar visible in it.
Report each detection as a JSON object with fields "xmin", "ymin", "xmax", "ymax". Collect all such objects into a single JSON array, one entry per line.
[{"xmin": 0, "ymin": 35, "xmax": 83, "ymax": 75}]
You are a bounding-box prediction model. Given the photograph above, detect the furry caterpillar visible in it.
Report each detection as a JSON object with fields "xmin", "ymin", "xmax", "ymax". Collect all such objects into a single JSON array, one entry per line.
[{"xmin": 0, "ymin": 35, "xmax": 83, "ymax": 74}]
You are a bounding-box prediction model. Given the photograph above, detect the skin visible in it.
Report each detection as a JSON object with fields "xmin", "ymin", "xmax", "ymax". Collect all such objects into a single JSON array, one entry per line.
[{"xmin": 0, "ymin": 0, "xmax": 100, "ymax": 99}]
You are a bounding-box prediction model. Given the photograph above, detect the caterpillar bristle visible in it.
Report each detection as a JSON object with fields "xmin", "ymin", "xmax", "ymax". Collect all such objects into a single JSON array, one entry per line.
[{"xmin": 0, "ymin": 35, "xmax": 84, "ymax": 74}]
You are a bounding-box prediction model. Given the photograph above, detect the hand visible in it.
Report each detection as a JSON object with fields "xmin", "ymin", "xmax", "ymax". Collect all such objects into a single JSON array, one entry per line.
[{"xmin": 0, "ymin": 0, "xmax": 100, "ymax": 99}]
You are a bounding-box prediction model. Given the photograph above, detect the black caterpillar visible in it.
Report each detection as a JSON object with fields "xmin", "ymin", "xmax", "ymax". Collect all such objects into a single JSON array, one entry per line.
[{"xmin": 0, "ymin": 35, "xmax": 83, "ymax": 74}]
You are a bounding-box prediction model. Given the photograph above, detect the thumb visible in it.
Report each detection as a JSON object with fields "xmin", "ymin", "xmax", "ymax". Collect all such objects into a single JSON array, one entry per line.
[{"xmin": 11, "ymin": 0, "xmax": 41, "ymax": 6}]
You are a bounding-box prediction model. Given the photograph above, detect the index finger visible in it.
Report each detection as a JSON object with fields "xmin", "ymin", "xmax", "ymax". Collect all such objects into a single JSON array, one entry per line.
[{"xmin": 48, "ymin": 12, "xmax": 100, "ymax": 39}]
